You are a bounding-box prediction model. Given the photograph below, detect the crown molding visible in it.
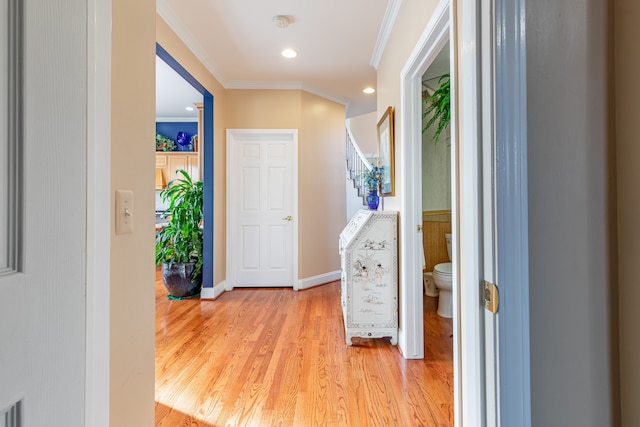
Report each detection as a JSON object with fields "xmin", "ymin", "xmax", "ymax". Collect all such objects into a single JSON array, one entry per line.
[
  {"xmin": 155, "ymin": 117, "xmax": 198, "ymax": 123},
  {"xmin": 370, "ymin": 0, "xmax": 403, "ymax": 69}
]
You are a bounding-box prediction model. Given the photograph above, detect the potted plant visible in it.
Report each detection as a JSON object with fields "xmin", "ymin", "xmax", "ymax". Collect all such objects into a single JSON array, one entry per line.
[
  {"xmin": 156, "ymin": 132, "xmax": 176, "ymax": 151},
  {"xmin": 155, "ymin": 169, "xmax": 204, "ymax": 298},
  {"xmin": 362, "ymin": 164, "xmax": 384, "ymax": 210}
]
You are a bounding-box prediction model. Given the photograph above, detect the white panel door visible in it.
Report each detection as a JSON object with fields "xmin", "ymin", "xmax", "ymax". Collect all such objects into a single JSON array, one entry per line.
[
  {"xmin": 228, "ymin": 130, "xmax": 297, "ymax": 287},
  {"xmin": 0, "ymin": 0, "xmax": 87, "ymax": 425}
]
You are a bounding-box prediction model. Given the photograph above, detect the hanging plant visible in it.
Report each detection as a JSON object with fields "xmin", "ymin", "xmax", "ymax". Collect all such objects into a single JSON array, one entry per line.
[{"xmin": 422, "ymin": 73, "xmax": 450, "ymax": 144}]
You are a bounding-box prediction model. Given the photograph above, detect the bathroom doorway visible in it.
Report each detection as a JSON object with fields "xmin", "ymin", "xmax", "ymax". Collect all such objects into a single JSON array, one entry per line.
[
  {"xmin": 420, "ymin": 41, "xmax": 452, "ymax": 309},
  {"xmin": 419, "ymin": 36, "xmax": 455, "ymax": 416}
]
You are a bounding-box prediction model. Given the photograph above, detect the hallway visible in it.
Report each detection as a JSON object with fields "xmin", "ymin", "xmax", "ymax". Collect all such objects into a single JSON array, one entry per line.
[{"xmin": 155, "ymin": 270, "xmax": 453, "ymax": 426}]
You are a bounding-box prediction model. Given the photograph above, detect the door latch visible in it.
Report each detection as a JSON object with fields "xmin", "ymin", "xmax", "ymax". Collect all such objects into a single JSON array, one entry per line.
[{"xmin": 483, "ymin": 280, "xmax": 499, "ymax": 314}]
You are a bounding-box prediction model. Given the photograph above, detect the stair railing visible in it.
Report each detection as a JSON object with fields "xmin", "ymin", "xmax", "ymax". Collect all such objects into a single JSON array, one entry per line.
[{"xmin": 345, "ymin": 127, "xmax": 373, "ymax": 199}]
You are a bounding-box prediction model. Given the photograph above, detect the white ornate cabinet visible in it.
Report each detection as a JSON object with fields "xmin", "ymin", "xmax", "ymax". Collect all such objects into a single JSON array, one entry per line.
[{"xmin": 338, "ymin": 210, "xmax": 398, "ymax": 345}]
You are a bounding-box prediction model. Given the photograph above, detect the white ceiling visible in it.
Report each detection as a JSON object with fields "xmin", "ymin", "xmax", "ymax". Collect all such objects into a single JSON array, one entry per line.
[{"xmin": 155, "ymin": 0, "xmax": 391, "ymax": 118}]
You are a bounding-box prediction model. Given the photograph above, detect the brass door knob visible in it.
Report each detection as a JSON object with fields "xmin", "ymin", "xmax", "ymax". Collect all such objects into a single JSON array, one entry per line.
[{"xmin": 282, "ymin": 216, "xmax": 292, "ymax": 221}]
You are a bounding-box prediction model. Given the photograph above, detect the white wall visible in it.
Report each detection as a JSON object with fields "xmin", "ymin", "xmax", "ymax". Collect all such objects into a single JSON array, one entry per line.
[{"xmin": 527, "ymin": 0, "xmax": 617, "ymax": 425}]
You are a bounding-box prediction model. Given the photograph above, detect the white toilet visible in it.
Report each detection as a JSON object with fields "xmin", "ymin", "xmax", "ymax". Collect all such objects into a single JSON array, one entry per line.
[{"xmin": 432, "ymin": 233, "xmax": 453, "ymax": 318}]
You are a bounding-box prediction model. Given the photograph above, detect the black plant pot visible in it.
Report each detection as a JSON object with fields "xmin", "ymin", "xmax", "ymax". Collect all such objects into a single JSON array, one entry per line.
[{"xmin": 162, "ymin": 262, "xmax": 202, "ymax": 298}]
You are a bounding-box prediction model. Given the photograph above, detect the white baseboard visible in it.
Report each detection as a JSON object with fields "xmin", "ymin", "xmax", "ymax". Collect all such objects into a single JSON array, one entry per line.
[
  {"xmin": 297, "ymin": 270, "xmax": 341, "ymax": 290},
  {"xmin": 200, "ymin": 280, "xmax": 226, "ymax": 299}
]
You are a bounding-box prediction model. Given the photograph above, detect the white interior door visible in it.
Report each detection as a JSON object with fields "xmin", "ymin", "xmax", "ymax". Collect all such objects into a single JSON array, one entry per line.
[
  {"xmin": 0, "ymin": 0, "xmax": 87, "ymax": 424},
  {"xmin": 227, "ymin": 129, "xmax": 298, "ymax": 288}
]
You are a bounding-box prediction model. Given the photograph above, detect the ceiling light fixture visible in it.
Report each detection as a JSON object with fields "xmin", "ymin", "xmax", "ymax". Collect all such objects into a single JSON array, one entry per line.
[
  {"xmin": 363, "ymin": 87, "xmax": 376, "ymax": 94},
  {"xmin": 281, "ymin": 49, "xmax": 297, "ymax": 59},
  {"xmin": 185, "ymin": 106, "xmax": 194, "ymax": 111},
  {"xmin": 273, "ymin": 15, "xmax": 290, "ymax": 29}
]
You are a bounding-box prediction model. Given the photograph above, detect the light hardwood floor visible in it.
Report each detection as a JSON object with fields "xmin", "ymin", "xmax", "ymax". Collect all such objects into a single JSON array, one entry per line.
[{"xmin": 155, "ymin": 269, "xmax": 454, "ymax": 426}]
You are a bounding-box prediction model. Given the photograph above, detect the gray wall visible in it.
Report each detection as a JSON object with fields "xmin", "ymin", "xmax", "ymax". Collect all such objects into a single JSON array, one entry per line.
[{"xmin": 527, "ymin": 0, "xmax": 618, "ymax": 425}]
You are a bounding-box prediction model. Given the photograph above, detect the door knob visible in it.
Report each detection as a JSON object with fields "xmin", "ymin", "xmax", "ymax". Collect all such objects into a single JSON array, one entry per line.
[{"xmin": 282, "ymin": 216, "xmax": 292, "ymax": 221}]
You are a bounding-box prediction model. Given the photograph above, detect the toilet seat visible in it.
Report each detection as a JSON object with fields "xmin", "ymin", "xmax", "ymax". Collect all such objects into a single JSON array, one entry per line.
[{"xmin": 433, "ymin": 262, "xmax": 452, "ymax": 276}]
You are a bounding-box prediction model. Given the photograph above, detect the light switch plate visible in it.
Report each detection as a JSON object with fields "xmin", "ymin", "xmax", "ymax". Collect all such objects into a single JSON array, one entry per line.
[{"xmin": 115, "ymin": 189, "xmax": 134, "ymax": 235}]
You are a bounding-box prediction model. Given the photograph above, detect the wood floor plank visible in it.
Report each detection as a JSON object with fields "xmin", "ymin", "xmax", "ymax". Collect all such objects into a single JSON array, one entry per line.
[{"xmin": 155, "ymin": 268, "xmax": 453, "ymax": 426}]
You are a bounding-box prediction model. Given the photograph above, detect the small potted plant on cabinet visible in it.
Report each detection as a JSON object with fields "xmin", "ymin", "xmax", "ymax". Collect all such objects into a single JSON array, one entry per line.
[
  {"xmin": 362, "ymin": 164, "xmax": 384, "ymax": 210},
  {"xmin": 155, "ymin": 169, "xmax": 203, "ymax": 298}
]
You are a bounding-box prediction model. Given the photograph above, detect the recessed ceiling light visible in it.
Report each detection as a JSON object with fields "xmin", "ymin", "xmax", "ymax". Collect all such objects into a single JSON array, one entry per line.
[
  {"xmin": 363, "ymin": 87, "xmax": 376, "ymax": 94},
  {"xmin": 281, "ymin": 49, "xmax": 298, "ymax": 59},
  {"xmin": 185, "ymin": 106, "xmax": 194, "ymax": 111}
]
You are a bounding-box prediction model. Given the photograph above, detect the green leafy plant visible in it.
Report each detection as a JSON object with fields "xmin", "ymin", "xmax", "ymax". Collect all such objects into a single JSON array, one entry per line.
[
  {"xmin": 155, "ymin": 170, "xmax": 204, "ymax": 280},
  {"xmin": 156, "ymin": 133, "xmax": 176, "ymax": 151},
  {"xmin": 423, "ymin": 73, "xmax": 451, "ymax": 144},
  {"xmin": 362, "ymin": 164, "xmax": 385, "ymax": 192}
]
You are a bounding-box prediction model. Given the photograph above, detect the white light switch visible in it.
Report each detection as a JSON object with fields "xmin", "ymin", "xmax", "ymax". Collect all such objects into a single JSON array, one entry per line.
[{"xmin": 115, "ymin": 189, "xmax": 134, "ymax": 235}]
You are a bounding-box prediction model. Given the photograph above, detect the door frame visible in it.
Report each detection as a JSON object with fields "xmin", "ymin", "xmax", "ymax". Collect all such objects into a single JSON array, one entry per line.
[
  {"xmin": 225, "ymin": 128, "xmax": 299, "ymax": 291},
  {"xmin": 86, "ymin": 0, "xmax": 111, "ymax": 425},
  {"xmin": 399, "ymin": 0, "xmax": 530, "ymax": 424},
  {"xmin": 398, "ymin": 0, "xmax": 450, "ymax": 361}
]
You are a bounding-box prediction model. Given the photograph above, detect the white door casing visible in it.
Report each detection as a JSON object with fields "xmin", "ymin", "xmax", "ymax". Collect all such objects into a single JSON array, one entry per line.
[
  {"xmin": 86, "ymin": 0, "xmax": 111, "ymax": 424},
  {"xmin": 227, "ymin": 129, "xmax": 298, "ymax": 289},
  {"xmin": 400, "ymin": 0, "xmax": 489, "ymax": 422},
  {"xmin": 0, "ymin": 0, "xmax": 89, "ymax": 424},
  {"xmin": 400, "ymin": 0, "xmax": 530, "ymax": 425},
  {"xmin": 474, "ymin": 0, "xmax": 532, "ymax": 424},
  {"xmin": 480, "ymin": 0, "xmax": 499, "ymax": 422},
  {"xmin": 402, "ymin": 0, "xmax": 490, "ymax": 421},
  {"xmin": 399, "ymin": 0, "xmax": 450, "ymax": 361}
]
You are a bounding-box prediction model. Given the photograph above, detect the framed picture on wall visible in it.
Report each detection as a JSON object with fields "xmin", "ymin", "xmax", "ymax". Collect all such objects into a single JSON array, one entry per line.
[{"xmin": 377, "ymin": 106, "xmax": 395, "ymax": 196}]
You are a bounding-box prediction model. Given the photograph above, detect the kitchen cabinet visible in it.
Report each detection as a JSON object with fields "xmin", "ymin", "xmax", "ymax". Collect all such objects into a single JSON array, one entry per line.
[
  {"xmin": 338, "ymin": 209, "xmax": 398, "ymax": 345},
  {"xmin": 155, "ymin": 152, "xmax": 199, "ymax": 189}
]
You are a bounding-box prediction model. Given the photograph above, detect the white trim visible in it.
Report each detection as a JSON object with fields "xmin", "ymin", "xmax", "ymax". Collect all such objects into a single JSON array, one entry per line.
[
  {"xmin": 155, "ymin": 117, "xmax": 198, "ymax": 123},
  {"xmin": 398, "ymin": 0, "xmax": 449, "ymax": 360},
  {"xmin": 85, "ymin": 0, "xmax": 111, "ymax": 424},
  {"xmin": 370, "ymin": 0, "xmax": 404, "ymax": 69},
  {"xmin": 226, "ymin": 129, "xmax": 299, "ymax": 291},
  {"xmin": 297, "ymin": 270, "xmax": 341, "ymax": 290},
  {"xmin": 455, "ymin": 0, "xmax": 487, "ymax": 424},
  {"xmin": 200, "ymin": 281, "xmax": 226, "ymax": 299}
]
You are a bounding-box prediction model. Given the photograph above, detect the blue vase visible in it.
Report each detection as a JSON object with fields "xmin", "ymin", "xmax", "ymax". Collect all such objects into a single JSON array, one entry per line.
[
  {"xmin": 367, "ymin": 189, "xmax": 380, "ymax": 210},
  {"xmin": 176, "ymin": 132, "xmax": 192, "ymax": 151}
]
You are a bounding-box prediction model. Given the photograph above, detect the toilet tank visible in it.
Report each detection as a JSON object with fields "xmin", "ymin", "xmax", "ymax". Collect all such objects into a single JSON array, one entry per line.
[{"xmin": 445, "ymin": 233, "xmax": 452, "ymax": 261}]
